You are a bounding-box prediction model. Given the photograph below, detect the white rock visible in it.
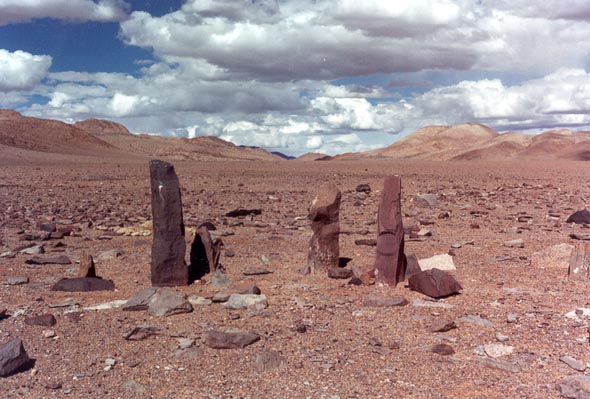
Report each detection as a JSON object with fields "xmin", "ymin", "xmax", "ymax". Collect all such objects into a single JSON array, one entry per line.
[
  {"xmin": 223, "ymin": 294, "xmax": 267, "ymax": 310},
  {"xmin": 418, "ymin": 254, "xmax": 456, "ymax": 271},
  {"xmin": 483, "ymin": 343, "xmax": 514, "ymax": 358},
  {"xmin": 565, "ymin": 308, "xmax": 590, "ymax": 320},
  {"xmin": 83, "ymin": 300, "xmax": 127, "ymax": 311}
]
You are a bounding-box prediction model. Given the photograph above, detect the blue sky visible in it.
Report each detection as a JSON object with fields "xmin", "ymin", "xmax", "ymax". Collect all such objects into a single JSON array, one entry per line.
[{"xmin": 2, "ymin": 1, "xmax": 590, "ymax": 155}]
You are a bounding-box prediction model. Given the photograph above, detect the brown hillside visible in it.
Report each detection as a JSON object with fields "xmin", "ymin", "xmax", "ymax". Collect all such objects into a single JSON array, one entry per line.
[
  {"xmin": 0, "ymin": 110, "xmax": 283, "ymax": 162},
  {"xmin": 0, "ymin": 110, "xmax": 114, "ymax": 155},
  {"xmin": 74, "ymin": 118, "xmax": 131, "ymax": 136}
]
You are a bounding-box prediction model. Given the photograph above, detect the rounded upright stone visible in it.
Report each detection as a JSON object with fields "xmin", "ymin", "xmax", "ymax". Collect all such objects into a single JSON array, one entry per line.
[
  {"xmin": 307, "ymin": 183, "xmax": 341, "ymax": 273},
  {"xmin": 149, "ymin": 160, "xmax": 188, "ymax": 286},
  {"xmin": 374, "ymin": 176, "xmax": 406, "ymax": 286}
]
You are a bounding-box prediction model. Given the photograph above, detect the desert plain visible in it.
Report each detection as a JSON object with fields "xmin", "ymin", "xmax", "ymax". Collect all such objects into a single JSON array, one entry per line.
[{"xmin": 3, "ymin": 112, "xmax": 590, "ymax": 398}]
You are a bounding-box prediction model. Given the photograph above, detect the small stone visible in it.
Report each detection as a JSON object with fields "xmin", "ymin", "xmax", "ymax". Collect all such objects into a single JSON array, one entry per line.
[
  {"xmin": 429, "ymin": 319, "xmax": 457, "ymax": 333},
  {"xmin": 0, "ymin": 338, "xmax": 31, "ymax": 376},
  {"xmin": 560, "ymin": 356, "xmax": 586, "ymax": 372},
  {"xmin": 122, "ymin": 287, "xmax": 158, "ymax": 311},
  {"xmin": 3, "ymin": 276, "xmax": 29, "ymax": 285},
  {"xmin": 174, "ymin": 347, "xmax": 203, "ymax": 359},
  {"xmin": 567, "ymin": 210, "xmax": 590, "ymax": 224},
  {"xmin": 225, "ymin": 208, "xmax": 262, "ymax": 217},
  {"xmin": 147, "ymin": 288, "xmax": 193, "ymax": 317},
  {"xmin": 481, "ymin": 343, "xmax": 514, "ymax": 358},
  {"xmin": 495, "ymin": 333, "xmax": 510, "ymax": 342},
  {"xmin": 97, "ymin": 249, "xmax": 123, "ymax": 262},
  {"xmin": 188, "ymin": 296, "xmax": 212, "ymax": 306},
  {"xmin": 458, "ymin": 314, "xmax": 495, "ymax": 327},
  {"xmin": 120, "ymin": 380, "xmax": 145, "ymax": 394},
  {"xmin": 177, "ymin": 338, "xmax": 195, "ymax": 349},
  {"xmin": 504, "ymin": 239, "xmax": 524, "ymax": 248},
  {"xmin": 354, "ymin": 239, "xmax": 377, "ymax": 246},
  {"xmin": 416, "ymin": 193, "xmax": 439, "ymax": 208},
  {"xmin": 355, "ymin": 184, "xmax": 371, "ymax": 193},
  {"xmin": 211, "ymin": 270, "xmax": 231, "ymax": 288},
  {"xmin": 507, "ymin": 313, "xmax": 519, "ymax": 323},
  {"xmin": 44, "ymin": 381, "xmax": 62, "ymax": 390},
  {"xmin": 232, "ymin": 283, "xmax": 262, "ymax": 295},
  {"xmin": 43, "ymin": 330, "xmax": 56, "ymax": 338},
  {"xmin": 328, "ymin": 268, "xmax": 353, "ymax": 279},
  {"xmin": 20, "ymin": 245, "xmax": 44, "ymax": 255},
  {"xmin": 223, "ymin": 294, "xmax": 267, "ymax": 310},
  {"xmin": 255, "ymin": 350, "xmax": 287, "ymax": 373},
  {"xmin": 25, "ymin": 255, "xmax": 71, "ymax": 265},
  {"xmin": 203, "ymin": 329, "xmax": 260, "ymax": 349},
  {"xmin": 363, "ymin": 295, "xmax": 408, "ymax": 307},
  {"xmin": 51, "ymin": 277, "xmax": 115, "ymax": 292},
  {"xmin": 418, "ymin": 254, "xmax": 456, "ymax": 271},
  {"xmin": 24, "ymin": 314, "xmax": 56, "ymax": 327},
  {"xmin": 123, "ymin": 326, "xmax": 160, "ymax": 341},
  {"xmin": 408, "ymin": 268, "xmax": 462, "ymax": 299},
  {"xmin": 478, "ymin": 358, "xmax": 520, "ymax": 373},
  {"xmin": 211, "ymin": 292, "xmax": 231, "ymax": 303},
  {"xmin": 429, "ymin": 343, "xmax": 454, "ymax": 355},
  {"xmin": 560, "ymin": 375, "xmax": 590, "ymax": 398},
  {"xmin": 243, "ymin": 266, "xmax": 272, "ymax": 276}
]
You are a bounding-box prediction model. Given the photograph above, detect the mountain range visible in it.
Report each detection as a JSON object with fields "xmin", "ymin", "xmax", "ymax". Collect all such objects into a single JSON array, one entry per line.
[{"xmin": 2, "ymin": 110, "xmax": 590, "ymax": 162}]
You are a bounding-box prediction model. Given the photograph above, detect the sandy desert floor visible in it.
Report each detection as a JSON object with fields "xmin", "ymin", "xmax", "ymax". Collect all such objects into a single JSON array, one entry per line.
[{"xmin": 2, "ymin": 156, "xmax": 590, "ymax": 398}]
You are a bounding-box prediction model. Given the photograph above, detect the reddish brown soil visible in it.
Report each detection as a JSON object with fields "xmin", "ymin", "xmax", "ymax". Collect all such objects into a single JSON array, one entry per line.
[{"xmin": 2, "ymin": 152, "xmax": 590, "ymax": 398}]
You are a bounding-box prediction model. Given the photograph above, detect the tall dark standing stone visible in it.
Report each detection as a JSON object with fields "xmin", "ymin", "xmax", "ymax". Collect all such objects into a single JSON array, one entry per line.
[
  {"xmin": 374, "ymin": 176, "xmax": 406, "ymax": 286},
  {"xmin": 150, "ymin": 160, "xmax": 188, "ymax": 286},
  {"xmin": 307, "ymin": 183, "xmax": 341, "ymax": 273}
]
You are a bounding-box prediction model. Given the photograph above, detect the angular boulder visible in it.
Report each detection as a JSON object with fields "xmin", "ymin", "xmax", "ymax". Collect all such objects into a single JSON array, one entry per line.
[
  {"xmin": 203, "ymin": 330, "xmax": 260, "ymax": 349},
  {"xmin": 408, "ymin": 268, "xmax": 462, "ymax": 299},
  {"xmin": 149, "ymin": 160, "xmax": 188, "ymax": 287},
  {"xmin": 51, "ymin": 277, "xmax": 115, "ymax": 292},
  {"xmin": 0, "ymin": 339, "xmax": 31, "ymax": 377},
  {"xmin": 307, "ymin": 183, "xmax": 341, "ymax": 273},
  {"xmin": 374, "ymin": 176, "xmax": 406, "ymax": 286},
  {"xmin": 147, "ymin": 288, "xmax": 193, "ymax": 317},
  {"xmin": 567, "ymin": 209, "xmax": 590, "ymax": 225}
]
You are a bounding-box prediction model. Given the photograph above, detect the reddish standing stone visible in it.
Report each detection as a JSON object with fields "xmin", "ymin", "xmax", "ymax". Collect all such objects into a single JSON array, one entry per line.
[
  {"xmin": 374, "ymin": 176, "xmax": 406, "ymax": 286},
  {"xmin": 79, "ymin": 252, "xmax": 96, "ymax": 278},
  {"xmin": 307, "ymin": 183, "xmax": 341, "ymax": 273},
  {"xmin": 149, "ymin": 160, "xmax": 188, "ymax": 286}
]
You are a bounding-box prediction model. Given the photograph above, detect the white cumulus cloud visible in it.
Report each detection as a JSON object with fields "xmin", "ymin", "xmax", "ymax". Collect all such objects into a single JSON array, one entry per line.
[
  {"xmin": 0, "ymin": 49, "xmax": 51, "ymax": 91},
  {"xmin": 0, "ymin": 0, "xmax": 129, "ymax": 25}
]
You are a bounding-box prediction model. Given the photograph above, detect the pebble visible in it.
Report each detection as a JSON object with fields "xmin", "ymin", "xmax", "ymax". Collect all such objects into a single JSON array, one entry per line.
[
  {"xmin": 458, "ymin": 314, "xmax": 495, "ymax": 327},
  {"xmin": 495, "ymin": 333, "xmax": 510, "ymax": 342},
  {"xmin": 560, "ymin": 356, "xmax": 586, "ymax": 372},
  {"xmin": 507, "ymin": 313, "xmax": 519, "ymax": 323}
]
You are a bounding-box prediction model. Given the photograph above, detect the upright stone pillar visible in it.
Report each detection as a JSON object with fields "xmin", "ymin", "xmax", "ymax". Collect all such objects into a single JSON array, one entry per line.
[
  {"xmin": 149, "ymin": 160, "xmax": 188, "ymax": 286},
  {"xmin": 374, "ymin": 176, "xmax": 406, "ymax": 286},
  {"xmin": 307, "ymin": 182, "xmax": 341, "ymax": 273}
]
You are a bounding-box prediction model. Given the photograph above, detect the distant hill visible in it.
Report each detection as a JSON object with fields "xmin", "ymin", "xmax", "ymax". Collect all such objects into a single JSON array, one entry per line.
[
  {"xmin": 0, "ymin": 110, "xmax": 283, "ymax": 162},
  {"xmin": 295, "ymin": 152, "xmax": 331, "ymax": 161},
  {"xmin": 0, "ymin": 109, "xmax": 113, "ymax": 155},
  {"xmin": 333, "ymin": 123, "xmax": 590, "ymax": 161}
]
